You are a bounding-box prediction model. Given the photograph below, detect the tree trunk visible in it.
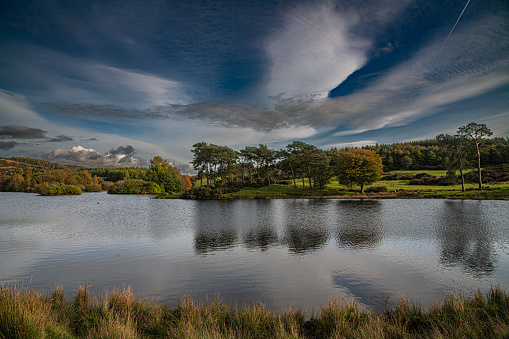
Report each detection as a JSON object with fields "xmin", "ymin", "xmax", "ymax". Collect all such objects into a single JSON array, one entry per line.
[
  {"xmin": 476, "ymin": 143, "xmax": 482, "ymax": 190},
  {"xmin": 459, "ymin": 158, "xmax": 465, "ymax": 192},
  {"xmin": 289, "ymin": 164, "xmax": 296, "ymax": 188}
]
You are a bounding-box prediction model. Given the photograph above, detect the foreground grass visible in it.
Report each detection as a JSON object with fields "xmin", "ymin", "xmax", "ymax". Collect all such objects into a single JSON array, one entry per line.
[{"xmin": 1, "ymin": 284, "xmax": 509, "ymax": 338}]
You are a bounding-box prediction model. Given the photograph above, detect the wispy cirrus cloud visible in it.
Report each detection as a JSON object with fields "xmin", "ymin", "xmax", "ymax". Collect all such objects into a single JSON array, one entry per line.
[
  {"xmin": 263, "ymin": 2, "xmax": 370, "ymax": 99},
  {"xmin": 0, "ymin": 45, "xmax": 190, "ymax": 108}
]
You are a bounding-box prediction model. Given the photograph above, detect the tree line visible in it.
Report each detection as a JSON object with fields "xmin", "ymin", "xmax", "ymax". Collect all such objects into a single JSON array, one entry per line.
[
  {"xmin": 189, "ymin": 122, "xmax": 503, "ymax": 194},
  {"xmin": 0, "ymin": 122, "xmax": 505, "ymax": 196}
]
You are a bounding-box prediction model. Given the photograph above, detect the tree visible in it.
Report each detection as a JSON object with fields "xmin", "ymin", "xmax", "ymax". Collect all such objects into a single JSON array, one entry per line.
[
  {"xmin": 148, "ymin": 156, "xmax": 182, "ymax": 192},
  {"xmin": 308, "ymin": 148, "xmax": 332, "ymax": 189},
  {"xmin": 436, "ymin": 133, "xmax": 469, "ymax": 191},
  {"xmin": 457, "ymin": 122, "xmax": 493, "ymax": 190},
  {"xmin": 332, "ymin": 149, "xmax": 383, "ymax": 193},
  {"xmin": 285, "ymin": 141, "xmax": 316, "ymax": 188},
  {"xmin": 256, "ymin": 144, "xmax": 275, "ymax": 185},
  {"xmin": 400, "ymin": 155, "xmax": 413, "ymax": 169}
]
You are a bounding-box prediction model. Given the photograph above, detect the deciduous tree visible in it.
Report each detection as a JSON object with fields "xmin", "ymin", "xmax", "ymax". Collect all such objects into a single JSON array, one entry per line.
[
  {"xmin": 332, "ymin": 149, "xmax": 383, "ymax": 193},
  {"xmin": 148, "ymin": 156, "xmax": 182, "ymax": 192}
]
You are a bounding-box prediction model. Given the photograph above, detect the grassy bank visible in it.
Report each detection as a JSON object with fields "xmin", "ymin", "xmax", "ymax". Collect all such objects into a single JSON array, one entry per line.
[
  {"xmin": 1, "ymin": 284, "xmax": 509, "ymax": 338},
  {"xmin": 161, "ymin": 179, "xmax": 509, "ymax": 200}
]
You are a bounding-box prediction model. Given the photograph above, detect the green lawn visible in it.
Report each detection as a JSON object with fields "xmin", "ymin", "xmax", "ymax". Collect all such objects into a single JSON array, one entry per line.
[{"xmin": 165, "ymin": 170, "xmax": 509, "ymax": 200}]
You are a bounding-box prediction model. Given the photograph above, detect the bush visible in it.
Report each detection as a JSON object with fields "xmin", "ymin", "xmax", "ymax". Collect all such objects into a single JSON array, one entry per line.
[
  {"xmin": 85, "ymin": 184, "xmax": 102, "ymax": 192},
  {"xmin": 107, "ymin": 180, "xmax": 164, "ymax": 194},
  {"xmin": 101, "ymin": 181, "xmax": 114, "ymax": 191},
  {"xmin": 464, "ymin": 164, "xmax": 509, "ymax": 183},
  {"xmin": 36, "ymin": 183, "xmax": 82, "ymax": 195},
  {"xmin": 409, "ymin": 173, "xmax": 457, "ymax": 186},
  {"xmin": 365, "ymin": 185, "xmax": 388, "ymax": 193},
  {"xmin": 181, "ymin": 186, "xmax": 222, "ymax": 199}
]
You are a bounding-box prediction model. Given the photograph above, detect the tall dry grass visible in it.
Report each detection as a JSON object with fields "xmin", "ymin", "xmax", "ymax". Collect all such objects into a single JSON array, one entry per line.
[{"xmin": 1, "ymin": 283, "xmax": 508, "ymax": 338}]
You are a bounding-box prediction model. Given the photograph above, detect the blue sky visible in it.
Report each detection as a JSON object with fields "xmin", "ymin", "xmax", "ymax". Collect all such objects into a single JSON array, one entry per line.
[{"xmin": 0, "ymin": 0, "xmax": 508, "ymax": 170}]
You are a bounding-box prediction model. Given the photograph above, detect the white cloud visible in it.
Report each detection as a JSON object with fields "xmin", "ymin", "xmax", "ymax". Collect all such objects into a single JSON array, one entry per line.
[
  {"xmin": 40, "ymin": 145, "xmax": 147, "ymax": 167},
  {"xmin": 263, "ymin": 2, "xmax": 370, "ymax": 99},
  {"xmin": 321, "ymin": 140, "xmax": 377, "ymax": 149}
]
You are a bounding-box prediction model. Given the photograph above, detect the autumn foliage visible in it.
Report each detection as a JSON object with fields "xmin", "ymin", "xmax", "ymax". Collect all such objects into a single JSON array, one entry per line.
[{"xmin": 332, "ymin": 149, "xmax": 384, "ymax": 193}]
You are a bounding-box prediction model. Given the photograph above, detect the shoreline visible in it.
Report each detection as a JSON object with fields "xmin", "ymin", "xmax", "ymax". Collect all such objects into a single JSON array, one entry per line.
[{"xmin": 158, "ymin": 187, "xmax": 509, "ymax": 200}]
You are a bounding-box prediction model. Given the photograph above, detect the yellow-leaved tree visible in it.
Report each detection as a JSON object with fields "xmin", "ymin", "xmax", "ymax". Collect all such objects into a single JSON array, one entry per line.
[{"xmin": 332, "ymin": 149, "xmax": 383, "ymax": 193}]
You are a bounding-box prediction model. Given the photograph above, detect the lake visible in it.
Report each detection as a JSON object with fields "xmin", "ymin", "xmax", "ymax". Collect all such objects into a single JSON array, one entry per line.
[{"xmin": 1, "ymin": 192, "xmax": 508, "ymax": 314}]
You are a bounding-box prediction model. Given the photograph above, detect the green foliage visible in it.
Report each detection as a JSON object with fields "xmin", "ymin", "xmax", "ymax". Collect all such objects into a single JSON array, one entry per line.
[
  {"xmin": 85, "ymin": 184, "xmax": 103, "ymax": 192},
  {"xmin": 107, "ymin": 179, "xmax": 164, "ymax": 194},
  {"xmin": 181, "ymin": 183, "xmax": 243, "ymax": 199},
  {"xmin": 148, "ymin": 156, "xmax": 184, "ymax": 192},
  {"xmin": 36, "ymin": 183, "xmax": 82, "ymax": 195}
]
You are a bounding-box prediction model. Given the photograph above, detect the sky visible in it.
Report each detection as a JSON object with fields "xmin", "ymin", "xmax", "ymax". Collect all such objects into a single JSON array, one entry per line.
[{"xmin": 1, "ymin": 0, "xmax": 508, "ymax": 171}]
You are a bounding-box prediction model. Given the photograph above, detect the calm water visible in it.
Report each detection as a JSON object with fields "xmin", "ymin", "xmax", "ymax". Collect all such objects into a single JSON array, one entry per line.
[{"xmin": 1, "ymin": 192, "xmax": 508, "ymax": 313}]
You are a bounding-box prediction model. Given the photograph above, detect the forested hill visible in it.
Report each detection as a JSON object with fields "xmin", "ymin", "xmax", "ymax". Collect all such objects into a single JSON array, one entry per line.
[{"xmin": 0, "ymin": 157, "xmax": 80, "ymax": 177}]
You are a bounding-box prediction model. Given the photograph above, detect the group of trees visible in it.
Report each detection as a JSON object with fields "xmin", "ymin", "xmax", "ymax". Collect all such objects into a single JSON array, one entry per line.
[
  {"xmin": 189, "ymin": 122, "xmax": 502, "ymax": 194},
  {"xmin": 190, "ymin": 141, "xmax": 384, "ymax": 193},
  {"xmin": 0, "ymin": 165, "xmax": 103, "ymax": 195},
  {"xmin": 0, "ymin": 156, "xmax": 191, "ymax": 195},
  {"xmin": 366, "ymin": 137, "xmax": 507, "ymax": 172}
]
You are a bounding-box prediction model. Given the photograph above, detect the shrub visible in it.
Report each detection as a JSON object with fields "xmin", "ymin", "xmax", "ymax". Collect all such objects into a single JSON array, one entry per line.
[
  {"xmin": 464, "ymin": 164, "xmax": 509, "ymax": 183},
  {"xmin": 107, "ymin": 179, "xmax": 164, "ymax": 194},
  {"xmin": 365, "ymin": 185, "xmax": 388, "ymax": 193},
  {"xmin": 181, "ymin": 186, "xmax": 222, "ymax": 199},
  {"xmin": 85, "ymin": 184, "xmax": 102, "ymax": 192},
  {"xmin": 36, "ymin": 183, "xmax": 82, "ymax": 195}
]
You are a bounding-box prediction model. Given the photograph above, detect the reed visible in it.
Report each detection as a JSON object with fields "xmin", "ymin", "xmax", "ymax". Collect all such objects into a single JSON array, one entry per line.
[{"xmin": 1, "ymin": 283, "xmax": 508, "ymax": 338}]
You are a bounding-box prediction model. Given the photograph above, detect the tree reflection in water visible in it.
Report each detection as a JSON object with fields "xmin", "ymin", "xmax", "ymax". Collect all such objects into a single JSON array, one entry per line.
[
  {"xmin": 243, "ymin": 226, "xmax": 279, "ymax": 252},
  {"xmin": 194, "ymin": 228, "xmax": 237, "ymax": 254},
  {"xmin": 437, "ymin": 201, "xmax": 495, "ymax": 277},
  {"xmin": 334, "ymin": 200, "xmax": 384, "ymax": 250}
]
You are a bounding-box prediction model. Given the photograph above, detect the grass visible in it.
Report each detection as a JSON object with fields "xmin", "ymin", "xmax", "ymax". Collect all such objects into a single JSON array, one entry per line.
[
  {"xmin": 1, "ymin": 283, "xmax": 509, "ymax": 338},
  {"xmin": 169, "ymin": 170, "xmax": 508, "ymax": 200}
]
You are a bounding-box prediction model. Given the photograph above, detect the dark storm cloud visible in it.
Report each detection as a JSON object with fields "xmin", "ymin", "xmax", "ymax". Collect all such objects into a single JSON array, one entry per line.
[
  {"xmin": 0, "ymin": 125, "xmax": 47, "ymax": 139},
  {"xmin": 49, "ymin": 134, "xmax": 74, "ymax": 142},
  {"xmin": 0, "ymin": 141, "xmax": 18, "ymax": 150},
  {"xmin": 106, "ymin": 145, "xmax": 135, "ymax": 157}
]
